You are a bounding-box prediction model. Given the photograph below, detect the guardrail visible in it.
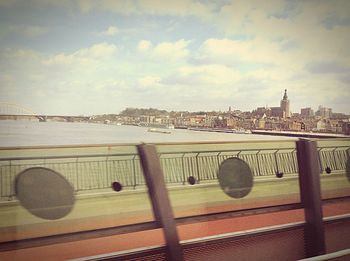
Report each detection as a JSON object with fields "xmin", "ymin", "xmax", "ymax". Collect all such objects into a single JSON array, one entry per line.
[
  {"xmin": 1, "ymin": 140, "xmax": 350, "ymax": 260},
  {"xmin": 1, "ymin": 145, "xmax": 349, "ymax": 200}
]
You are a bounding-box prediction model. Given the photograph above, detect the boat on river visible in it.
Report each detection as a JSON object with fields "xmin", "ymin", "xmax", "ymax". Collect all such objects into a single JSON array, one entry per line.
[
  {"xmin": 147, "ymin": 128, "xmax": 172, "ymax": 134},
  {"xmin": 139, "ymin": 123, "xmax": 175, "ymax": 129}
]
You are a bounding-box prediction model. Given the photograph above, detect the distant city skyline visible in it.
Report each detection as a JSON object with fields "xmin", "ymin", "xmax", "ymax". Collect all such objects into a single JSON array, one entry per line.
[{"xmin": 0, "ymin": 1, "xmax": 349, "ymax": 115}]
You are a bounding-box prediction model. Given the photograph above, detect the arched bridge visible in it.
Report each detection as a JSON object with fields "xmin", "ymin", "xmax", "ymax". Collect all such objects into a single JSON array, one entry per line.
[{"xmin": 0, "ymin": 102, "xmax": 90, "ymax": 122}]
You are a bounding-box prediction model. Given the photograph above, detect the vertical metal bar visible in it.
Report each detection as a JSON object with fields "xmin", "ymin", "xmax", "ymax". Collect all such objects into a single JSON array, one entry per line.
[
  {"xmin": 274, "ymin": 150, "xmax": 279, "ymax": 174},
  {"xmin": 216, "ymin": 152, "xmax": 221, "ymax": 179},
  {"xmin": 105, "ymin": 156, "xmax": 109, "ymax": 189},
  {"xmin": 181, "ymin": 154, "xmax": 185, "ymax": 185},
  {"xmin": 332, "ymin": 147, "xmax": 337, "ymax": 170},
  {"xmin": 75, "ymin": 158, "xmax": 79, "ymax": 192},
  {"xmin": 195, "ymin": 153, "xmax": 200, "ymax": 183},
  {"xmin": 318, "ymin": 148, "xmax": 324, "ymax": 173},
  {"xmin": 137, "ymin": 144, "xmax": 184, "ymax": 261},
  {"xmin": 256, "ymin": 151, "xmax": 261, "ymax": 176},
  {"xmin": 296, "ymin": 139, "xmax": 326, "ymax": 258},
  {"xmin": 217, "ymin": 152, "xmax": 221, "ymax": 169},
  {"xmin": 9, "ymin": 160, "xmax": 13, "ymax": 198},
  {"xmin": 291, "ymin": 149, "xmax": 297, "ymax": 173},
  {"xmin": 132, "ymin": 155, "xmax": 137, "ymax": 189}
]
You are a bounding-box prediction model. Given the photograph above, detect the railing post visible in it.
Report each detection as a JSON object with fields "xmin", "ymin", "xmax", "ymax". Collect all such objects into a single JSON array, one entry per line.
[
  {"xmin": 137, "ymin": 144, "xmax": 184, "ymax": 261},
  {"xmin": 296, "ymin": 139, "xmax": 326, "ymax": 258}
]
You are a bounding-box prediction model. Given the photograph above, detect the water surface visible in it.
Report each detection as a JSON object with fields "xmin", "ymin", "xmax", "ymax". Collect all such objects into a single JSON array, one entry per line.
[{"xmin": 0, "ymin": 120, "xmax": 294, "ymax": 147}]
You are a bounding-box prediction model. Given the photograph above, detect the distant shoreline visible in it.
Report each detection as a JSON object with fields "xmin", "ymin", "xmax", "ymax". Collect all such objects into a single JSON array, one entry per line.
[{"xmin": 251, "ymin": 129, "xmax": 350, "ymax": 139}]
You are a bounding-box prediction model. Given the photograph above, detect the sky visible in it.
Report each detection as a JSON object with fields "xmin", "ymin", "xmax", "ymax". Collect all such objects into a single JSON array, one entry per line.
[{"xmin": 0, "ymin": 0, "xmax": 349, "ymax": 116}]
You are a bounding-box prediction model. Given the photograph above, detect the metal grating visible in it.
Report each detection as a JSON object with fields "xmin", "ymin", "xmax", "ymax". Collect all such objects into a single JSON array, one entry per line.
[
  {"xmin": 182, "ymin": 227, "xmax": 305, "ymax": 261},
  {"xmin": 325, "ymin": 219, "xmax": 350, "ymax": 254},
  {"xmin": 124, "ymin": 252, "xmax": 166, "ymax": 261}
]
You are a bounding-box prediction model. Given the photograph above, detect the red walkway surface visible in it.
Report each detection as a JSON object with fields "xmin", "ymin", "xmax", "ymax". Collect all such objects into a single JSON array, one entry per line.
[{"xmin": 1, "ymin": 201, "xmax": 350, "ymax": 261}]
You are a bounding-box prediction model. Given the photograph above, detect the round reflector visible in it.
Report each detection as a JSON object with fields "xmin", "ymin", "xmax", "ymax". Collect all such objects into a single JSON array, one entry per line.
[
  {"xmin": 15, "ymin": 167, "xmax": 75, "ymax": 220},
  {"xmin": 218, "ymin": 157, "xmax": 253, "ymax": 199}
]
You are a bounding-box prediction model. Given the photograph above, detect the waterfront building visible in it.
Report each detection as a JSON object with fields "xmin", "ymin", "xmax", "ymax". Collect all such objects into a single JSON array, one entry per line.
[
  {"xmin": 270, "ymin": 106, "xmax": 284, "ymax": 118},
  {"xmin": 343, "ymin": 121, "xmax": 350, "ymax": 135},
  {"xmin": 316, "ymin": 105, "xmax": 332, "ymax": 119},
  {"xmin": 257, "ymin": 119, "xmax": 266, "ymax": 129},
  {"xmin": 300, "ymin": 107, "xmax": 314, "ymax": 118},
  {"xmin": 316, "ymin": 119, "xmax": 327, "ymax": 131},
  {"xmin": 226, "ymin": 117, "xmax": 238, "ymax": 129},
  {"xmin": 280, "ymin": 89, "xmax": 290, "ymax": 118},
  {"xmin": 288, "ymin": 120, "xmax": 303, "ymax": 131},
  {"xmin": 331, "ymin": 112, "xmax": 348, "ymax": 119},
  {"xmin": 253, "ymin": 107, "xmax": 269, "ymax": 118}
]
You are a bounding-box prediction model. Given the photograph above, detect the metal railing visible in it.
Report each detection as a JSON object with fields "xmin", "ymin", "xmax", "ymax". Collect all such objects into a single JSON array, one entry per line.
[{"xmin": 0, "ymin": 145, "xmax": 349, "ymax": 200}]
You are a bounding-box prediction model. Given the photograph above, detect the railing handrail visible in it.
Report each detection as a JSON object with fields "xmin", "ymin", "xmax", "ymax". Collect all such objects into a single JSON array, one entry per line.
[
  {"xmin": 0, "ymin": 139, "xmax": 301, "ymax": 150},
  {"xmin": 0, "ymin": 145, "xmax": 349, "ymax": 162}
]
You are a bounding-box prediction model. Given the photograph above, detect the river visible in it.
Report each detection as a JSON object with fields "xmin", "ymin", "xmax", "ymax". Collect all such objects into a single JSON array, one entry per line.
[{"xmin": 0, "ymin": 120, "xmax": 294, "ymax": 147}]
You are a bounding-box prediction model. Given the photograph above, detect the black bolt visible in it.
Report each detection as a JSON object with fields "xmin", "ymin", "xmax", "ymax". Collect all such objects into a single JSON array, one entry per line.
[
  {"xmin": 112, "ymin": 181, "xmax": 123, "ymax": 192},
  {"xmin": 188, "ymin": 176, "xmax": 196, "ymax": 185}
]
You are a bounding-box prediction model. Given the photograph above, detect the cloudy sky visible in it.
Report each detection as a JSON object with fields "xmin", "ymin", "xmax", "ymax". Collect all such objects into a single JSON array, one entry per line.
[{"xmin": 0, "ymin": 0, "xmax": 349, "ymax": 115}]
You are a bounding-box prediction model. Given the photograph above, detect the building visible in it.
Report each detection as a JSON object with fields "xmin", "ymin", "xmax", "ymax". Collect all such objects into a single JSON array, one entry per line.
[
  {"xmin": 342, "ymin": 121, "xmax": 350, "ymax": 135},
  {"xmin": 280, "ymin": 89, "xmax": 290, "ymax": 118},
  {"xmin": 316, "ymin": 105, "xmax": 332, "ymax": 119},
  {"xmin": 316, "ymin": 120, "xmax": 327, "ymax": 131},
  {"xmin": 288, "ymin": 120, "xmax": 303, "ymax": 131},
  {"xmin": 300, "ymin": 107, "xmax": 314, "ymax": 118},
  {"xmin": 331, "ymin": 112, "xmax": 348, "ymax": 119},
  {"xmin": 269, "ymin": 90, "xmax": 291, "ymax": 119},
  {"xmin": 270, "ymin": 107, "xmax": 283, "ymax": 118}
]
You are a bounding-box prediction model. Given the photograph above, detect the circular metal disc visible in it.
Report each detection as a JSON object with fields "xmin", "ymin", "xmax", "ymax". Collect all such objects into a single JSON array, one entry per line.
[
  {"xmin": 218, "ymin": 157, "xmax": 253, "ymax": 198},
  {"xmin": 15, "ymin": 167, "xmax": 75, "ymax": 220}
]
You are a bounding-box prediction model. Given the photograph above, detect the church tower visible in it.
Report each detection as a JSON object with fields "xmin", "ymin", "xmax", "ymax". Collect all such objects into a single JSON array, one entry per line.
[{"xmin": 280, "ymin": 89, "xmax": 290, "ymax": 118}]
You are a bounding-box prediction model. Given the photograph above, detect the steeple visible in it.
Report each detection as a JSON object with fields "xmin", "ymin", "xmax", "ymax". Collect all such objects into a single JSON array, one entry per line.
[{"xmin": 280, "ymin": 89, "xmax": 290, "ymax": 118}]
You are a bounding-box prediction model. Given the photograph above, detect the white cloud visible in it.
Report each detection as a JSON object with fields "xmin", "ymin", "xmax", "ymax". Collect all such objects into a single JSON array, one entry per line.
[
  {"xmin": 177, "ymin": 64, "xmax": 241, "ymax": 85},
  {"xmin": 43, "ymin": 42, "xmax": 117, "ymax": 66},
  {"xmin": 215, "ymin": 1, "xmax": 350, "ymax": 67},
  {"xmin": 137, "ymin": 40, "xmax": 152, "ymax": 52},
  {"xmin": 99, "ymin": 26, "xmax": 119, "ymax": 36},
  {"xmin": 77, "ymin": 42, "xmax": 117, "ymax": 58},
  {"xmin": 139, "ymin": 39, "xmax": 190, "ymax": 61},
  {"xmin": 153, "ymin": 39, "xmax": 189, "ymax": 60},
  {"xmin": 196, "ymin": 38, "xmax": 292, "ymax": 69},
  {"xmin": 138, "ymin": 75, "xmax": 161, "ymax": 88}
]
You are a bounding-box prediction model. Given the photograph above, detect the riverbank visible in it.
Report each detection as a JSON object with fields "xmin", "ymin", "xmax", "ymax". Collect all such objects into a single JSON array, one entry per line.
[{"xmin": 251, "ymin": 129, "xmax": 350, "ymax": 138}]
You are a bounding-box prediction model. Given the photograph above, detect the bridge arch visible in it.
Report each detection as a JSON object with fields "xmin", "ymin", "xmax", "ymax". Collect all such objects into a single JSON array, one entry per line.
[
  {"xmin": 0, "ymin": 102, "xmax": 47, "ymax": 121},
  {"xmin": 0, "ymin": 102, "xmax": 37, "ymax": 116}
]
